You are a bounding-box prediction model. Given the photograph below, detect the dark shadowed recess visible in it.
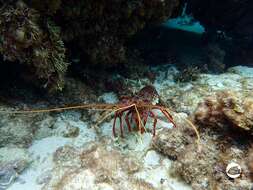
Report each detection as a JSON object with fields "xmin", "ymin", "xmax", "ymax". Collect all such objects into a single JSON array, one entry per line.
[
  {"xmin": 187, "ymin": 0, "xmax": 253, "ymax": 67},
  {"xmin": 0, "ymin": 56, "xmax": 50, "ymax": 105},
  {"xmin": 127, "ymin": 25, "xmax": 205, "ymax": 67}
]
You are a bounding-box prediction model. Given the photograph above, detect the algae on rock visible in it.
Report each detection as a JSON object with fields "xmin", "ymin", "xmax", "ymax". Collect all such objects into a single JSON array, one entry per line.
[{"xmin": 0, "ymin": 1, "xmax": 68, "ymax": 92}]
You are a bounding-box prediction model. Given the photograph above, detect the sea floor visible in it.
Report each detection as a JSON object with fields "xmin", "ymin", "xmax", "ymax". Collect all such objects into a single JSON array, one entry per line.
[{"xmin": 0, "ymin": 64, "xmax": 253, "ymax": 190}]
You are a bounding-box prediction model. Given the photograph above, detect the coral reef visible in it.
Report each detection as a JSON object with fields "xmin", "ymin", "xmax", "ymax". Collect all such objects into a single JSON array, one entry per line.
[
  {"xmin": 194, "ymin": 90, "xmax": 253, "ymax": 134},
  {"xmin": 0, "ymin": 1, "xmax": 68, "ymax": 92}
]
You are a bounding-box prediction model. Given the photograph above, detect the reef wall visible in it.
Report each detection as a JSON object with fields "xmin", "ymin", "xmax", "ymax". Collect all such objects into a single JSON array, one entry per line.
[{"xmin": 0, "ymin": 0, "xmax": 181, "ymax": 92}]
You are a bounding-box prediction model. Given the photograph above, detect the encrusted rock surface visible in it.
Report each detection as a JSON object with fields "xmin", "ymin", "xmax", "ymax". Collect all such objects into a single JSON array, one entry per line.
[
  {"xmin": 152, "ymin": 126, "xmax": 193, "ymax": 160},
  {"xmin": 194, "ymin": 90, "xmax": 253, "ymax": 134}
]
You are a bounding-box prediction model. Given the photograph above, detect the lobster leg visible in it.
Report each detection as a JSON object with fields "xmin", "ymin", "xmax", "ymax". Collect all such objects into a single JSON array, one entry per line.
[
  {"xmin": 160, "ymin": 109, "xmax": 177, "ymax": 128},
  {"xmin": 125, "ymin": 110, "xmax": 132, "ymax": 132},
  {"xmin": 119, "ymin": 114, "xmax": 124, "ymax": 138},
  {"xmin": 130, "ymin": 111, "xmax": 134, "ymax": 123},
  {"xmin": 149, "ymin": 111, "xmax": 157, "ymax": 136},
  {"xmin": 134, "ymin": 116, "xmax": 139, "ymax": 132},
  {"xmin": 151, "ymin": 107, "xmax": 177, "ymax": 128},
  {"xmin": 112, "ymin": 113, "xmax": 118, "ymax": 137},
  {"xmin": 143, "ymin": 113, "xmax": 148, "ymax": 127}
]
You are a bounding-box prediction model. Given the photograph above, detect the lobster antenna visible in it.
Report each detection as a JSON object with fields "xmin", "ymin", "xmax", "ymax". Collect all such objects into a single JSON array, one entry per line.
[
  {"xmin": 95, "ymin": 104, "xmax": 138, "ymax": 127},
  {"xmin": 182, "ymin": 117, "xmax": 201, "ymax": 150},
  {"xmin": 0, "ymin": 104, "xmax": 117, "ymax": 114}
]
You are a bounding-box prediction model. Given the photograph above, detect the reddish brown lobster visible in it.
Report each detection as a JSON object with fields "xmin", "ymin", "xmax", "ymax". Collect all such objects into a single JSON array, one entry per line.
[
  {"xmin": 0, "ymin": 85, "xmax": 177, "ymax": 138},
  {"xmin": 112, "ymin": 85, "xmax": 177, "ymax": 137},
  {"xmin": 0, "ymin": 85, "xmax": 202, "ymax": 147}
]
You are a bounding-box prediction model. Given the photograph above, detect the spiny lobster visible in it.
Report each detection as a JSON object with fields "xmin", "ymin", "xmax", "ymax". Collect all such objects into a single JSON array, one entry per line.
[{"xmin": 0, "ymin": 85, "xmax": 199, "ymax": 142}]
